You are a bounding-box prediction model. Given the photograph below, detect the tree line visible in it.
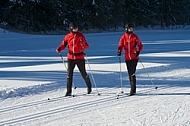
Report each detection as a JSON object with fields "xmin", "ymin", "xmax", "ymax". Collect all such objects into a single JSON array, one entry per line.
[{"xmin": 0, "ymin": 0, "xmax": 189, "ymax": 33}]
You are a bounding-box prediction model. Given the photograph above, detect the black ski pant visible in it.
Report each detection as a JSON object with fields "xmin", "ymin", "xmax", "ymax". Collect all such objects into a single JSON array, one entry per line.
[
  {"xmin": 125, "ymin": 60, "xmax": 138, "ymax": 76},
  {"xmin": 66, "ymin": 59, "xmax": 91, "ymax": 94},
  {"xmin": 125, "ymin": 60, "xmax": 138, "ymax": 94}
]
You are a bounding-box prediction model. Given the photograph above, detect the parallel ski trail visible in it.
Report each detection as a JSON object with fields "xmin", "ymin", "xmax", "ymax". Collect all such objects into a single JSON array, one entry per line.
[
  {"xmin": 32, "ymin": 86, "xmax": 190, "ymax": 126},
  {"xmin": 0, "ymin": 84, "xmax": 188, "ymax": 125},
  {"xmin": 0, "ymin": 85, "xmax": 166, "ymax": 114},
  {"xmin": 0, "ymin": 95, "xmax": 64, "ymax": 113},
  {"xmin": 0, "ymin": 94, "xmax": 124, "ymax": 125}
]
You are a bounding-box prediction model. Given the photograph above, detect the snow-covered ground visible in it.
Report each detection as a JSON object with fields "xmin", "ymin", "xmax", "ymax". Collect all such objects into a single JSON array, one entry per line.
[{"xmin": 0, "ymin": 28, "xmax": 190, "ymax": 126}]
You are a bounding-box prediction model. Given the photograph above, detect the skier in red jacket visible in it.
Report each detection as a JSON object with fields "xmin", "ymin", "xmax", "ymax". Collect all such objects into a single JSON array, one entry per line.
[
  {"xmin": 56, "ymin": 22, "xmax": 92, "ymax": 96},
  {"xmin": 117, "ymin": 23, "xmax": 143, "ymax": 96}
]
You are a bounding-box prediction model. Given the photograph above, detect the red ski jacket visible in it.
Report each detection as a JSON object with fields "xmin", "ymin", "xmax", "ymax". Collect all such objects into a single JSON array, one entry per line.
[
  {"xmin": 118, "ymin": 33, "xmax": 143, "ymax": 60},
  {"xmin": 58, "ymin": 32, "xmax": 89, "ymax": 60}
]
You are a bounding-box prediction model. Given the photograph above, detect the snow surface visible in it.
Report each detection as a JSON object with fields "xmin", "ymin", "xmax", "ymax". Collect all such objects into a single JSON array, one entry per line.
[{"xmin": 0, "ymin": 28, "xmax": 190, "ymax": 126}]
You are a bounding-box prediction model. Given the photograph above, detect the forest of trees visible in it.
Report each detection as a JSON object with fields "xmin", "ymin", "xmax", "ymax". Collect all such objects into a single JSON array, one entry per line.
[{"xmin": 0, "ymin": 0, "xmax": 190, "ymax": 33}]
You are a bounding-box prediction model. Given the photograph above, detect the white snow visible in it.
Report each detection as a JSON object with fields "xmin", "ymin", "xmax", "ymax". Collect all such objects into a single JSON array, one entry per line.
[{"xmin": 0, "ymin": 28, "xmax": 190, "ymax": 126}]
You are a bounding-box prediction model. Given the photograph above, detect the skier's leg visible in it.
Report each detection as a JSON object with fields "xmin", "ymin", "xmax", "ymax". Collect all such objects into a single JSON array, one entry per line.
[
  {"xmin": 76, "ymin": 59, "xmax": 92, "ymax": 94},
  {"xmin": 65, "ymin": 60, "xmax": 75, "ymax": 96},
  {"xmin": 129, "ymin": 75, "xmax": 136, "ymax": 95},
  {"xmin": 125, "ymin": 60, "xmax": 130, "ymax": 76},
  {"xmin": 126, "ymin": 60, "xmax": 138, "ymax": 95}
]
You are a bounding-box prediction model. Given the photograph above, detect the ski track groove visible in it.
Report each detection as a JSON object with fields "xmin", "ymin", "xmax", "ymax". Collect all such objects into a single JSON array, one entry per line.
[
  {"xmin": 0, "ymin": 86, "xmax": 156, "ymax": 125},
  {"xmin": 0, "ymin": 84, "xmax": 171, "ymax": 114},
  {"xmin": 0, "ymin": 84, "xmax": 188, "ymax": 125},
  {"xmin": 0, "ymin": 92, "xmax": 128, "ymax": 125}
]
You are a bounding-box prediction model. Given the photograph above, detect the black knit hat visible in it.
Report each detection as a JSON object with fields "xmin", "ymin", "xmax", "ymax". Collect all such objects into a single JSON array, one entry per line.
[
  {"xmin": 125, "ymin": 23, "xmax": 134, "ymax": 30},
  {"xmin": 69, "ymin": 22, "xmax": 78, "ymax": 30}
]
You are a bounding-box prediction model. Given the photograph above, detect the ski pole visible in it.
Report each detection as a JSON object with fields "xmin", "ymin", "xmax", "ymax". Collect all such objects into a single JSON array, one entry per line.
[
  {"xmin": 118, "ymin": 56, "xmax": 124, "ymax": 93},
  {"xmin": 85, "ymin": 54, "xmax": 100, "ymax": 95},
  {"xmin": 59, "ymin": 53, "xmax": 77, "ymax": 89},
  {"xmin": 139, "ymin": 60, "xmax": 158, "ymax": 89},
  {"xmin": 59, "ymin": 53, "xmax": 67, "ymax": 70}
]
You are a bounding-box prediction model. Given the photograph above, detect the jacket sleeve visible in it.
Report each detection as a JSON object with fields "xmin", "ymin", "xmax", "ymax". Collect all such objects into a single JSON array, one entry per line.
[
  {"xmin": 118, "ymin": 35, "xmax": 124, "ymax": 52},
  {"xmin": 58, "ymin": 36, "xmax": 68, "ymax": 52},
  {"xmin": 136, "ymin": 36, "xmax": 143, "ymax": 52},
  {"xmin": 80, "ymin": 34, "xmax": 89, "ymax": 50}
]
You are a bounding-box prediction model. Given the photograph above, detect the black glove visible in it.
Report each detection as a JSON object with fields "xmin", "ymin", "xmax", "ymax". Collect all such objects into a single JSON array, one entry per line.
[
  {"xmin": 117, "ymin": 51, "xmax": 121, "ymax": 56},
  {"xmin": 135, "ymin": 51, "xmax": 140, "ymax": 57},
  {"xmin": 56, "ymin": 48, "xmax": 61, "ymax": 54}
]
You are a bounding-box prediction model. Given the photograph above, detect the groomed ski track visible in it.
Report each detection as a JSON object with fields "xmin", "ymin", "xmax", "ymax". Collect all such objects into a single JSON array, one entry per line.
[{"xmin": 0, "ymin": 84, "xmax": 190, "ymax": 126}]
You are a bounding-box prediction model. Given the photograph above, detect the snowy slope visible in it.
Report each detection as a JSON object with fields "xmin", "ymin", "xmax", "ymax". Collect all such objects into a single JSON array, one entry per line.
[{"xmin": 0, "ymin": 28, "xmax": 190, "ymax": 126}]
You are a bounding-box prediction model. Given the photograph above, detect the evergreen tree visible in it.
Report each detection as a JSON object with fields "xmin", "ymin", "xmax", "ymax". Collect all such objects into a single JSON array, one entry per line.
[{"xmin": 0, "ymin": 0, "xmax": 189, "ymax": 33}]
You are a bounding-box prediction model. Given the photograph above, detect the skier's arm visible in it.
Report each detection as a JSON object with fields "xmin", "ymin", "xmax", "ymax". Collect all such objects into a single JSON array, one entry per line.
[
  {"xmin": 80, "ymin": 34, "xmax": 89, "ymax": 50},
  {"xmin": 136, "ymin": 36, "xmax": 143, "ymax": 52},
  {"xmin": 135, "ymin": 36, "xmax": 143, "ymax": 56},
  {"xmin": 117, "ymin": 35, "xmax": 124, "ymax": 56},
  {"xmin": 56, "ymin": 38, "xmax": 68, "ymax": 53}
]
